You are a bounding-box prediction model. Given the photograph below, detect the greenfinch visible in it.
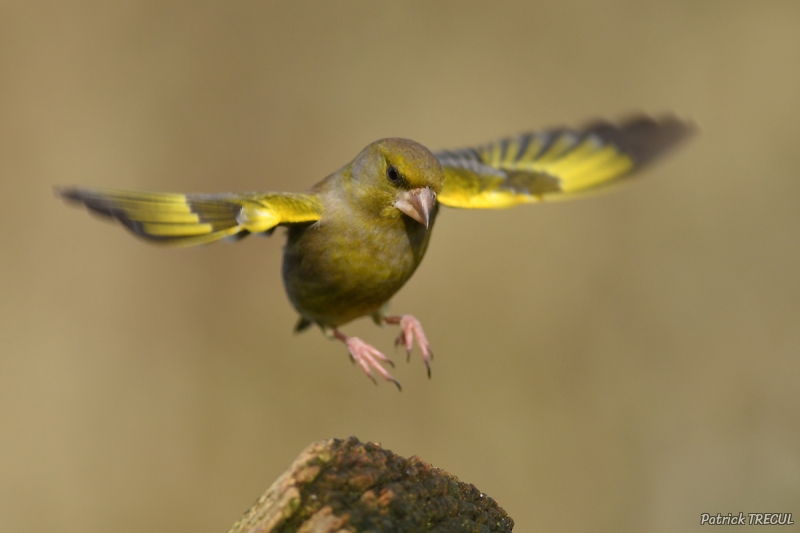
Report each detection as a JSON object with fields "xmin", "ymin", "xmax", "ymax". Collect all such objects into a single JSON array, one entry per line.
[{"xmin": 58, "ymin": 115, "xmax": 694, "ymax": 389}]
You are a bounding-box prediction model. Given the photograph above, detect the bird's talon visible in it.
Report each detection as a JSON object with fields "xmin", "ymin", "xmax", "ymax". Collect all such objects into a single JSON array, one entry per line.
[
  {"xmin": 385, "ymin": 314, "xmax": 433, "ymax": 377},
  {"xmin": 337, "ymin": 332, "xmax": 400, "ymax": 387}
]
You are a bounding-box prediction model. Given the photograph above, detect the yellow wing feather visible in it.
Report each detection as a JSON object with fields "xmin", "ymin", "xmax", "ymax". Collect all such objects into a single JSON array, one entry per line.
[
  {"xmin": 57, "ymin": 187, "xmax": 322, "ymax": 247},
  {"xmin": 436, "ymin": 115, "xmax": 695, "ymax": 209}
]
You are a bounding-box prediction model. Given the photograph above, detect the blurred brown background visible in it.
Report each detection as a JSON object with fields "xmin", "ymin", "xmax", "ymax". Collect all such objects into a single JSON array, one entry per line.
[{"xmin": 2, "ymin": 1, "xmax": 799, "ymax": 532}]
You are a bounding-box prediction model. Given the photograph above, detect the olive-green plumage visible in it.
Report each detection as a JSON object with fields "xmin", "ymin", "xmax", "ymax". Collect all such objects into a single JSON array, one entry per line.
[
  {"xmin": 57, "ymin": 115, "xmax": 695, "ymax": 388},
  {"xmin": 283, "ymin": 139, "xmax": 444, "ymax": 330}
]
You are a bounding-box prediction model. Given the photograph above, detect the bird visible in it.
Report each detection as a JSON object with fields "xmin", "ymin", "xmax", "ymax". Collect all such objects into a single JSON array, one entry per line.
[{"xmin": 57, "ymin": 115, "xmax": 695, "ymax": 390}]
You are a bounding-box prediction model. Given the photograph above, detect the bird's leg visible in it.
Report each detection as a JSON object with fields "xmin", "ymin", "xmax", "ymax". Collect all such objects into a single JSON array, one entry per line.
[
  {"xmin": 332, "ymin": 329, "xmax": 401, "ymax": 391},
  {"xmin": 383, "ymin": 315, "xmax": 433, "ymax": 378}
]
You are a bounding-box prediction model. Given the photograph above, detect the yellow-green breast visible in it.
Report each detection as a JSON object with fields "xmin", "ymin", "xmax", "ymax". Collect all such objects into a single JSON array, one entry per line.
[{"xmin": 282, "ymin": 138, "xmax": 443, "ymax": 328}]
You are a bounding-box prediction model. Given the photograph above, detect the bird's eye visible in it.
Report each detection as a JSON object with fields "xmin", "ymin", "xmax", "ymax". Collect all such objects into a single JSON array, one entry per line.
[{"xmin": 386, "ymin": 165, "xmax": 401, "ymax": 183}]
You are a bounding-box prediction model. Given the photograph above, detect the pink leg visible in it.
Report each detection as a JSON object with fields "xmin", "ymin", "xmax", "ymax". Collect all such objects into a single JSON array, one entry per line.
[
  {"xmin": 333, "ymin": 329, "xmax": 401, "ymax": 390},
  {"xmin": 384, "ymin": 315, "xmax": 433, "ymax": 378}
]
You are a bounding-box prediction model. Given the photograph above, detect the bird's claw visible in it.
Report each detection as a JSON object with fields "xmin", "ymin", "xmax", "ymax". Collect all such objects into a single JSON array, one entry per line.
[
  {"xmin": 344, "ymin": 336, "xmax": 402, "ymax": 390},
  {"xmin": 388, "ymin": 315, "xmax": 433, "ymax": 378}
]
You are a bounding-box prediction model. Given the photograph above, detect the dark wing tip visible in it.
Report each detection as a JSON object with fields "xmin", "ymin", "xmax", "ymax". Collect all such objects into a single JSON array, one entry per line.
[
  {"xmin": 54, "ymin": 186, "xmax": 102, "ymax": 207},
  {"xmin": 54, "ymin": 185, "xmax": 83, "ymax": 203},
  {"xmin": 54, "ymin": 186, "xmax": 122, "ymax": 219},
  {"xmin": 585, "ymin": 114, "xmax": 698, "ymax": 167}
]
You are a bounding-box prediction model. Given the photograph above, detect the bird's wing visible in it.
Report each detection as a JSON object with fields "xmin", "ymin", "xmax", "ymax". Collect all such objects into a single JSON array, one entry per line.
[
  {"xmin": 435, "ymin": 115, "xmax": 695, "ymax": 209},
  {"xmin": 57, "ymin": 187, "xmax": 323, "ymax": 246}
]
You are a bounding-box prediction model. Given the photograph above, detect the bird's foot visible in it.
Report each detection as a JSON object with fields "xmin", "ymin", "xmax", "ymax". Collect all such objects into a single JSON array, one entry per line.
[
  {"xmin": 333, "ymin": 330, "xmax": 401, "ymax": 390},
  {"xmin": 384, "ymin": 314, "xmax": 433, "ymax": 378}
]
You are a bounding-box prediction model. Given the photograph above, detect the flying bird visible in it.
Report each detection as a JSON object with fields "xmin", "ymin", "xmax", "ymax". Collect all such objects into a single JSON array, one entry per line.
[{"xmin": 58, "ymin": 115, "xmax": 694, "ymax": 389}]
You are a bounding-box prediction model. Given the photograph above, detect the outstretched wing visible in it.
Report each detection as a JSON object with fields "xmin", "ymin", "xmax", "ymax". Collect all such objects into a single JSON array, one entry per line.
[
  {"xmin": 57, "ymin": 187, "xmax": 323, "ymax": 246},
  {"xmin": 435, "ymin": 115, "xmax": 695, "ymax": 209}
]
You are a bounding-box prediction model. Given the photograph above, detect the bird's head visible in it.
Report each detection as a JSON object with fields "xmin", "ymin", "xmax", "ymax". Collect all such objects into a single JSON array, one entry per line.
[{"xmin": 348, "ymin": 138, "xmax": 444, "ymax": 229}]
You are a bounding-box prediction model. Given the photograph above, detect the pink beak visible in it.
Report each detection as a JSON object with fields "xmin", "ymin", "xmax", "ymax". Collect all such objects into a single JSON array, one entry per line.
[{"xmin": 394, "ymin": 187, "xmax": 436, "ymax": 228}]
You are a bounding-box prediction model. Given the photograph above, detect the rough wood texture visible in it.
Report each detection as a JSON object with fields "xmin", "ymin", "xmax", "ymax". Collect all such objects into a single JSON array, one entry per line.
[{"xmin": 228, "ymin": 437, "xmax": 514, "ymax": 533}]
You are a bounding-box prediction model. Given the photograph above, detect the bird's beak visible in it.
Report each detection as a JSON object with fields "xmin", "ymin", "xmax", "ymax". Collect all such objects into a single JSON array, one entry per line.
[{"xmin": 394, "ymin": 187, "xmax": 436, "ymax": 229}]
